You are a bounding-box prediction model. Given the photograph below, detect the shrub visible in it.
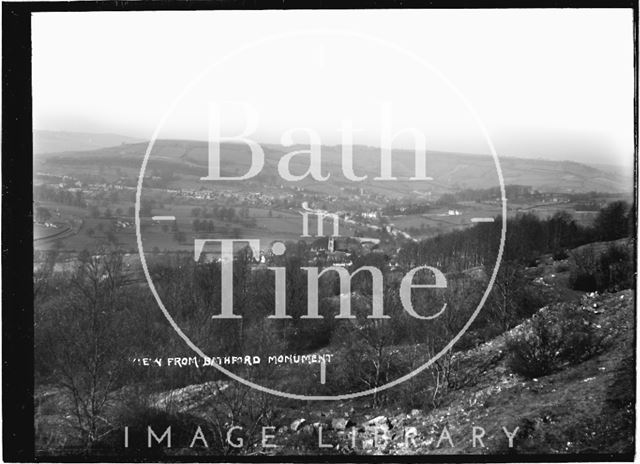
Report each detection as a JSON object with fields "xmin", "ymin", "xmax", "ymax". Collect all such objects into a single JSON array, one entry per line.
[
  {"xmin": 569, "ymin": 243, "xmax": 634, "ymax": 292},
  {"xmin": 568, "ymin": 247, "xmax": 598, "ymax": 291},
  {"xmin": 553, "ymin": 249, "xmax": 569, "ymax": 261},
  {"xmin": 570, "ymin": 272, "xmax": 597, "ymax": 292},
  {"xmin": 505, "ymin": 317, "xmax": 558, "ymax": 378},
  {"xmin": 555, "ymin": 307, "xmax": 605, "ymax": 364},
  {"xmin": 506, "ymin": 305, "xmax": 604, "ymax": 379},
  {"xmin": 597, "ymin": 244, "xmax": 635, "ymax": 292}
]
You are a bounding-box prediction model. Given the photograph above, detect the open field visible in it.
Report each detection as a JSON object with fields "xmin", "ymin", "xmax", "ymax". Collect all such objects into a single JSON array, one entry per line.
[
  {"xmin": 34, "ymin": 191, "xmax": 616, "ymax": 252},
  {"xmin": 34, "ymin": 200, "xmax": 363, "ymax": 253},
  {"xmin": 33, "ymin": 137, "xmax": 633, "ymax": 253}
]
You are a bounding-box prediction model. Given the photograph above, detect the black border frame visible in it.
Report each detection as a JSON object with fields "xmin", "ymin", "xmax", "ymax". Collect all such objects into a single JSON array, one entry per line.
[{"xmin": 3, "ymin": 1, "xmax": 637, "ymax": 462}]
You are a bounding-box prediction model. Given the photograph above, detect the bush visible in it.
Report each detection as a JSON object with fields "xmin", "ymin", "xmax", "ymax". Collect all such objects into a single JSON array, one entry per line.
[
  {"xmin": 568, "ymin": 247, "xmax": 598, "ymax": 291},
  {"xmin": 505, "ymin": 317, "xmax": 558, "ymax": 378},
  {"xmin": 555, "ymin": 307, "xmax": 605, "ymax": 364},
  {"xmin": 569, "ymin": 243, "xmax": 634, "ymax": 292},
  {"xmin": 553, "ymin": 249, "xmax": 569, "ymax": 261},
  {"xmin": 597, "ymin": 244, "xmax": 635, "ymax": 292},
  {"xmin": 506, "ymin": 305, "xmax": 604, "ymax": 379}
]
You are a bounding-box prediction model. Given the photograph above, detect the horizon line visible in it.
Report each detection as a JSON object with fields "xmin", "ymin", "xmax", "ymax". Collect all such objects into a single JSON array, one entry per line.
[{"xmin": 33, "ymin": 128, "xmax": 634, "ymax": 169}]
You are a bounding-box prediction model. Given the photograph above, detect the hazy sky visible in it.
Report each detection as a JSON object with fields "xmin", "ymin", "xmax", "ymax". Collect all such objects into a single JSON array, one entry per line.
[{"xmin": 32, "ymin": 9, "xmax": 634, "ymax": 167}]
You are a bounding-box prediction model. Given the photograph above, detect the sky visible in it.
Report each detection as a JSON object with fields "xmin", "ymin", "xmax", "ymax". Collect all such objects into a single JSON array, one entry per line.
[{"xmin": 32, "ymin": 9, "xmax": 634, "ymax": 167}]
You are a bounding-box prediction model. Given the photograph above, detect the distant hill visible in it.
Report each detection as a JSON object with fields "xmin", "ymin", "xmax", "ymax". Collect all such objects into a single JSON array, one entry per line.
[
  {"xmin": 36, "ymin": 138, "xmax": 634, "ymax": 194},
  {"xmin": 588, "ymin": 162, "xmax": 634, "ymax": 179},
  {"xmin": 33, "ymin": 130, "xmax": 144, "ymax": 155}
]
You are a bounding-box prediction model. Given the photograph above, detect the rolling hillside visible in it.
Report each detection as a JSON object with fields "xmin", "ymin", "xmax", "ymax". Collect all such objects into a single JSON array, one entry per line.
[
  {"xmin": 36, "ymin": 138, "xmax": 632, "ymax": 195},
  {"xmin": 33, "ymin": 130, "xmax": 144, "ymax": 156}
]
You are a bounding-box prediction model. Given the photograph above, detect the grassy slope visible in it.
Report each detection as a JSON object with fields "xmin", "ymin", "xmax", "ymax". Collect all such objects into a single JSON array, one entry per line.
[
  {"xmin": 265, "ymin": 289, "xmax": 634, "ymax": 456},
  {"xmin": 400, "ymin": 289, "xmax": 635, "ymax": 456}
]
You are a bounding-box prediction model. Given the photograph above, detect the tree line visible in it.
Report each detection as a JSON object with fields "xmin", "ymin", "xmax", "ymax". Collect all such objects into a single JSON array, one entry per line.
[{"xmin": 398, "ymin": 200, "xmax": 634, "ymax": 271}]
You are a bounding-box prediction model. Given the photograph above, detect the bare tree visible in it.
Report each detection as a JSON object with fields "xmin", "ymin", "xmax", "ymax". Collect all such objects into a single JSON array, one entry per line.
[
  {"xmin": 40, "ymin": 248, "xmax": 132, "ymax": 448},
  {"xmin": 34, "ymin": 249, "xmax": 58, "ymax": 299},
  {"xmin": 202, "ymin": 382, "xmax": 273, "ymax": 455},
  {"xmin": 485, "ymin": 261, "xmax": 527, "ymax": 332}
]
